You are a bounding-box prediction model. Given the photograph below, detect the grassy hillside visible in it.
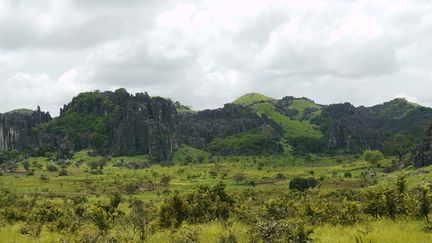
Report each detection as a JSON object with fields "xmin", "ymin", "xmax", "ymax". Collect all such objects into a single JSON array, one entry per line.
[
  {"xmin": 254, "ymin": 103, "xmax": 322, "ymax": 139},
  {"xmin": 233, "ymin": 93, "xmax": 274, "ymax": 106},
  {"xmin": 290, "ymin": 99, "xmax": 321, "ymax": 119},
  {"xmin": 171, "ymin": 144, "xmax": 210, "ymax": 163},
  {"xmin": 207, "ymin": 125, "xmax": 283, "ymax": 156}
]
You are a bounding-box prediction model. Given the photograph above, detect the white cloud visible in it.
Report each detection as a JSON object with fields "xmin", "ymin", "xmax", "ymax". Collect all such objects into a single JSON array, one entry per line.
[{"xmin": 1, "ymin": 0, "xmax": 432, "ymax": 115}]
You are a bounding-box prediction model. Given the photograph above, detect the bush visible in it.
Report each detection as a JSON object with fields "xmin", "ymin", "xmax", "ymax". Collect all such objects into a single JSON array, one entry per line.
[
  {"xmin": 275, "ymin": 172, "xmax": 286, "ymax": 180},
  {"xmin": 26, "ymin": 170, "xmax": 35, "ymax": 176},
  {"xmin": 363, "ymin": 150, "xmax": 384, "ymax": 167},
  {"xmin": 171, "ymin": 225, "xmax": 200, "ymax": 243},
  {"xmin": 233, "ymin": 173, "xmax": 246, "ymax": 184},
  {"xmin": 344, "ymin": 171, "xmax": 352, "ymax": 178},
  {"xmin": 58, "ymin": 169, "xmax": 68, "ymax": 176},
  {"xmin": 40, "ymin": 174, "xmax": 49, "ymax": 182},
  {"xmin": 46, "ymin": 164, "xmax": 58, "ymax": 172},
  {"xmin": 251, "ymin": 220, "xmax": 313, "ymax": 243},
  {"xmin": 160, "ymin": 175, "xmax": 171, "ymax": 186},
  {"xmin": 289, "ymin": 177, "xmax": 319, "ymax": 192},
  {"xmin": 124, "ymin": 183, "xmax": 138, "ymax": 195}
]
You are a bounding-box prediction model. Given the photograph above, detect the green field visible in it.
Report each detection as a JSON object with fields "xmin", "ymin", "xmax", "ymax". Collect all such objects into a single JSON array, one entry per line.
[{"xmin": 1, "ymin": 149, "xmax": 432, "ymax": 242}]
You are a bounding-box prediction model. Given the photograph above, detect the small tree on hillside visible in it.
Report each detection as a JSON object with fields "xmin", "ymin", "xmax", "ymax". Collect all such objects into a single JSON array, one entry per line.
[
  {"xmin": 363, "ymin": 150, "xmax": 384, "ymax": 167},
  {"xmin": 383, "ymin": 134, "xmax": 414, "ymax": 164}
]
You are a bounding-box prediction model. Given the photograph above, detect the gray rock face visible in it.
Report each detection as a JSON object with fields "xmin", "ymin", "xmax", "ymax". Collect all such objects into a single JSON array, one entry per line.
[
  {"xmin": 413, "ymin": 124, "xmax": 432, "ymax": 167},
  {"xmin": 0, "ymin": 107, "xmax": 51, "ymax": 152},
  {"xmin": 108, "ymin": 93, "xmax": 178, "ymax": 161},
  {"xmin": 177, "ymin": 103, "xmax": 282, "ymax": 149},
  {"xmin": 315, "ymin": 102, "xmax": 432, "ymax": 153}
]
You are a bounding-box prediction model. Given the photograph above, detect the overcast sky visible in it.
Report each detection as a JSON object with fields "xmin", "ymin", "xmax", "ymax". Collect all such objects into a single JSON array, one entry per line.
[{"xmin": 1, "ymin": 0, "xmax": 432, "ymax": 115}]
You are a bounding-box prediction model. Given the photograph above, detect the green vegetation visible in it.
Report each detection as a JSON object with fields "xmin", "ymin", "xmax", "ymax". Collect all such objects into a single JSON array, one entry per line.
[
  {"xmin": 233, "ymin": 93, "xmax": 274, "ymax": 106},
  {"xmin": 290, "ymin": 99, "xmax": 321, "ymax": 119},
  {"xmin": 2, "ymin": 91, "xmax": 432, "ymax": 242},
  {"xmin": 373, "ymin": 98, "xmax": 421, "ymax": 119},
  {"xmin": 1, "ymin": 148, "xmax": 432, "ymax": 242},
  {"xmin": 363, "ymin": 150, "xmax": 384, "ymax": 167},
  {"xmin": 171, "ymin": 145, "xmax": 210, "ymax": 164},
  {"xmin": 208, "ymin": 125, "xmax": 282, "ymax": 156},
  {"xmin": 254, "ymin": 103, "xmax": 322, "ymax": 139}
]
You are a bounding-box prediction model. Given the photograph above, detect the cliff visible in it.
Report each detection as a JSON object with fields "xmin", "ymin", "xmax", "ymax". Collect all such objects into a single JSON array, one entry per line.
[{"xmin": 0, "ymin": 107, "xmax": 51, "ymax": 152}]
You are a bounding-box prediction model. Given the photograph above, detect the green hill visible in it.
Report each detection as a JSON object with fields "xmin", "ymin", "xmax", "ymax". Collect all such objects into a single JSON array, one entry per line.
[
  {"xmin": 254, "ymin": 103, "xmax": 322, "ymax": 139},
  {"xmin": 233, "ymin": 93, "xmax": 274, "ymax": 106}
]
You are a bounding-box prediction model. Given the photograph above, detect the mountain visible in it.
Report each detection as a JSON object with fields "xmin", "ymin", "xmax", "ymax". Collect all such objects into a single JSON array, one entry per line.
[
  {"xmin": 232, "ymin": 93, "xmax": 274, "ymax": 106},
  {"xmin": 1, "ymin": 89, "xmax": 432, "ymax": 162}
]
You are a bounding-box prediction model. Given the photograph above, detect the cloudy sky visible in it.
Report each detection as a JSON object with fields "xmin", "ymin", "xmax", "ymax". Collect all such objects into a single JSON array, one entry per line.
[{"xmin": 1, "ymin": 0, "xmax": 432, "ymax": 115}]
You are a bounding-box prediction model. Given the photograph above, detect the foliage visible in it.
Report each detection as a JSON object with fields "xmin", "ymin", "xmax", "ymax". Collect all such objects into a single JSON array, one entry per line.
[
  {"xmin": 289, "ymin": 177, "xmax": 319, "ymax": 192},
  {"xmin": 208, "ymin": 126, "xmax": 283, "ymax": 156},
  {"xmin": 363, "ymin": 150, "xmax": 384, "ymax": 167},
  {"xmin": 290, "ymin": 136, "xmax": 327, "ymax": 155},
  {"xmin": 383, "ymin": 134, "xmax": 415, "ymax": 162}
]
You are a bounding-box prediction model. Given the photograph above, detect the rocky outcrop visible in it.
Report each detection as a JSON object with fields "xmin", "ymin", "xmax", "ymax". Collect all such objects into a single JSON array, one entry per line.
[
  {"xmin": 413, "ymin": 123, "xmax": 432, "ymax": 168},
  {"xmin": 177, "ymin": 104, "xmax": 283, "ymax": 149},
  {"xmin": 0, "ymin": 107, "xmax": 51, "ymax": 152},
  {"xmin": 107, "ymin": 92, "xmax": 178, "ymax": 161},
  {"xmin": 315, "ymin": 101, "xmax": 432, "ymax": 153}
]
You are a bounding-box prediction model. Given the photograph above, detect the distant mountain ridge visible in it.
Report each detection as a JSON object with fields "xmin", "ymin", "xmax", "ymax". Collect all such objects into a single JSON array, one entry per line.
[{"xmin": 1, "ymin": 89, "xmax": 431, "ymax": 161}]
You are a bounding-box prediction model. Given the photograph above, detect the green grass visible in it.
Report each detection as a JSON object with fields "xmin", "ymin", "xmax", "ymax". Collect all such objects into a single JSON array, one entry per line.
[
  {"xmin": 290, "ymin": 99, "xmax": 321, "ymax": 119},
  {"xmin": 233, "ymin": 93, "xmax": 274, "ymax": 106},
  {"xmin": 3, "ymin": 150, "xmax": 432, "ymax": 242},
  {"xmin": 313, "ymin": 219, "xmax": 432, "ymax": 243},
  {"xmin": 171, "ymin": 144, "xmax": 210, "ymax": 163},
  {"xmin": 254, "ymin": 103, "xmax": 322, "ymax": 139}
]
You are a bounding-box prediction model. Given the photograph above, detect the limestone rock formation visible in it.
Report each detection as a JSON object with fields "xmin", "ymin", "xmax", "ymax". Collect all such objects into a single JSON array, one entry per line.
[{"xmin": 0, "ymin": 107, "xmax": 51, "ymax": 152}]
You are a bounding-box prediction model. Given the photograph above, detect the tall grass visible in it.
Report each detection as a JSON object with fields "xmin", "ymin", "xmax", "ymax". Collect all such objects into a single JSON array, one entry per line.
[{"xmin": 313, "ymin": 219, "xmax": 432, "ymax": 243}]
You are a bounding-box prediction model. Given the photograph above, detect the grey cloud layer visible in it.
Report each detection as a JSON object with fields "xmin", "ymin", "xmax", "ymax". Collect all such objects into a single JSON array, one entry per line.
[{"xmin": 0, "ymin": 0, "xmax": 431, "ymax": 115}]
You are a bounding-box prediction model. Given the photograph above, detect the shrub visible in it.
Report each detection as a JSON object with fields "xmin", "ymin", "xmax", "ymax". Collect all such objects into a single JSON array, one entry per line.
[
  {"xmin": 46, "ymin": 164, "xmax": 58, "ymax": 172},
  {"xmin": 363, "ymin": 150, "xmax": 384, "ymax": 167},
  {"xmin": 289, "ymin": 177, "xmax": 319, "ymax": 192},
  {"xmin": 26, "ymin": 170, "xmax": 35, "ymax": 176},
  {"xmin": 40, "ymin": 174, "xmax": 49, "ymax": 182},
  {"xmin": 58, "ymin": 169, "xmax": 68, "ymax": 176},
  {"xmin": 171, "ymin": 225, "xmax": 200, "ymax": 243},
  {"xmin": 233, "ymin": 173, "xmax": 246, "ymax": 184},
  {"xmin": 251, "ymin": 220, "xmax": 313, "ymax": 243},
  {"xmin": 344, "ymin": 171, "xmax": 352, "ymax": 178},
  {"xmin": 275, "ymin": 172, "xmax": 286, "ymax": 180},
  {"xmin": 160, "ymin": 175, "xmax": 172, "ymax": 186},
  {"xmin": 124, "ymin": 183, "xmax": 138, "ymax": 195}
]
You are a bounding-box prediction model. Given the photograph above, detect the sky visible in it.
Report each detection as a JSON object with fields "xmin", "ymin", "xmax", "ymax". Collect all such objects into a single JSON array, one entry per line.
[{"xmin": 1, "ymin": 0, "xmax": 432, "ymax": 116}]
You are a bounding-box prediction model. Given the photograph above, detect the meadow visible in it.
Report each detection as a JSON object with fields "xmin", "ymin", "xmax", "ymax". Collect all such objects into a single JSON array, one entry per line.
[{"xmin": 1, "ymin": 149, "xmax": 432, "ymax": 242}]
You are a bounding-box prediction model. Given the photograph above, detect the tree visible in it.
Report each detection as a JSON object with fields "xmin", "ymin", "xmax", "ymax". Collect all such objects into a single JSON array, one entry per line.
[
  {"xmin": 159, "ymin": 194, "xmax": 191, "ymax": 229},
  {"xmin": 21, "ymin": 161, "xmax": 30, "ymax": 172},
  {"xmin": 363, "ymin": 150, "xmax": 384, "ymax": 167},
  {"xmin": 289, "ymin": 177, "xmax": 318, "ymax": 192},
  {"xmin": 160, "ymin": 175, "xmax": 171, "ymax": 186},
  {"xmin": 87, "ymin": 158, "xmax": 108, "ymax": 174},
  {"xmin": 420, "ymin": 186, "xmax": 430, "ymax": 223},
  {"xmin": 129, "ymin": 199, "xmax": 154, "ymax": 242},
  {"xmin": 383, "ymin": 134, "xmax": 414, "ymax": 163}
]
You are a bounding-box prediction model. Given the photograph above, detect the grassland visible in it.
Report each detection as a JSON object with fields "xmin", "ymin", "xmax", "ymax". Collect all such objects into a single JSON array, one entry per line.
[
  {"xmin": 254, "ymin": 103, "xmax": 322, "ymax": 138},
  {"xmin": 1, "ymin": 149, "xmax": 432, "ymax": 242},
  {"xmin": 232, "ymin": 93, "xmax": 274, "ymax": 106}
]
